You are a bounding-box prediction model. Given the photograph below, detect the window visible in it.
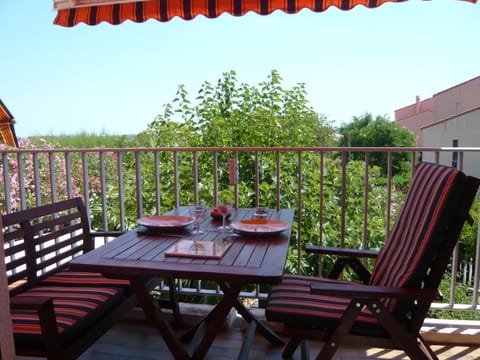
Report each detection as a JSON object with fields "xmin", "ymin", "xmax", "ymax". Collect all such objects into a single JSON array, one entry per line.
[{"xmin": 452, "ymin": 139, "xmax": 459, "ymax": 169}]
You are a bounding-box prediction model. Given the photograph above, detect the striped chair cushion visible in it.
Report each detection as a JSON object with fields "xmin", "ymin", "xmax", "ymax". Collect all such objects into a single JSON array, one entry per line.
[
  {"xmin": 370, "ymin": 162, "xmax": 464, "ymax": 313},
  {"xmin": 42, "ymin": 270, "xmax": 131, "ymax": 288},
  {"xmin": 265, "ymin": 274, "xmax": 385, "ymax": 335},
  {"xmin": 11, "ymin": 285, "xmax": 125, "ymax": 347}
]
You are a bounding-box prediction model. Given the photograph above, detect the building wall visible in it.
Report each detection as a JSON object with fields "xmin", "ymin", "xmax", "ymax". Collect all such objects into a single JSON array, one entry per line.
[
  {"xmin": 396, "ymin": 76, "xmax": 480, "ymax": 148},
  {"xmin": 395, "ymin": 97, "xmax": 434, "ymax": 146},
  {"xmin": 395, "ymin": 109, "xmax": 433, "ymax": 146},
  {"xmin": 434, "ymin": 76, "xmax": 480, "ymax": 120},
  {"xmin": 422, "ymin": 107, "xmax": 480, "ymax": 178}
]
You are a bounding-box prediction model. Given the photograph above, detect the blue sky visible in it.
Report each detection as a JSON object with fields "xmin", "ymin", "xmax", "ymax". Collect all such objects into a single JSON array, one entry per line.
[{"xmin": 1, "ymin": 0, "xmax": 479, "ymax": 138}]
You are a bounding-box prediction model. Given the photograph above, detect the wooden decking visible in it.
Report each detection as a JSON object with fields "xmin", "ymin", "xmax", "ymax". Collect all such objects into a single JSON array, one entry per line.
[
  {"xmin": 17, "ymin": 305, "xmax": 480, "ymax": 360},
  {"xmin": 75, "ymin": 322, "xmax": 480, "ymax": 360}
]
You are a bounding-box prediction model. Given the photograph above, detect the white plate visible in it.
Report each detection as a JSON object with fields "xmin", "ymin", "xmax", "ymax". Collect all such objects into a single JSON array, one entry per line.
[
  {"xmin": 137, "ymin": 215, "xmax": 195, "ymax": 229},
  {"xmin": 230, "ymin": 219, "xmax": 291, "ymax": 236}
]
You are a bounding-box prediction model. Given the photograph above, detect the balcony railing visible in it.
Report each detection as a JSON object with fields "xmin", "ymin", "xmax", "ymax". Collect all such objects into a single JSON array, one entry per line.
[{"xmin": 1, "ymin": 146, "xmax": 480, "ymax": 313}]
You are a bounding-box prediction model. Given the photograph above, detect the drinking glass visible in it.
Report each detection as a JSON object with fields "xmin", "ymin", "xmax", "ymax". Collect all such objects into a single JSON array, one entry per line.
[
  {"xmin": 189, "ymin": 203, "xmax": 207, "ymax": 235},
  {"xmin": 217, "ymin": 201, "xmax": 232, "ymax": 231},
  {"xmin": 253, "ymin": 207, "xmax": 269, "ymax": 219}
]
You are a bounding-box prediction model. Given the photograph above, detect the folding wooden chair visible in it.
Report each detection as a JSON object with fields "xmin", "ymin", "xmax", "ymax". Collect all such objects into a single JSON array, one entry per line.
[{"xmin": 266, "ymin": 162, "xmax": 480, "ymax": 360}]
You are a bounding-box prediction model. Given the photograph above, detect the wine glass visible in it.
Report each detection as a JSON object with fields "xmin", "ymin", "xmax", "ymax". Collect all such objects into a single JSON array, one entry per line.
[
  {"xmin": 217, "ymin": 200, "xmax": 232, "ymax": 231},
  {"xmin": 189, "ymin": 203, "xmax": 207, "ymax": 235}
]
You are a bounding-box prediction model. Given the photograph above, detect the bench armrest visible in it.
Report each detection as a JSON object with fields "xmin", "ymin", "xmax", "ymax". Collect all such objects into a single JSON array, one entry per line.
[
  {"xmin": 10, "ymin": 295, "xmax": 53, "ymax": 310},
  {"xmin": 11, "ymin": 296, "xmax": 62, "ymax": 356}
]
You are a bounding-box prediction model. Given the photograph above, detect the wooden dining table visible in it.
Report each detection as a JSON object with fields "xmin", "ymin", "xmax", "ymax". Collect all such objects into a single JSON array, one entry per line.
[{"xmin": 69, "ymin": 206, "xmax": 294, "ymax": 360}]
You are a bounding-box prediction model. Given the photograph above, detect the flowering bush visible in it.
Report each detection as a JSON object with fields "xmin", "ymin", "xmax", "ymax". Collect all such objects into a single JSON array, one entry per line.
[{"xmin": 0, "ymin": 138, "xmax": 87, "ymax": 213}]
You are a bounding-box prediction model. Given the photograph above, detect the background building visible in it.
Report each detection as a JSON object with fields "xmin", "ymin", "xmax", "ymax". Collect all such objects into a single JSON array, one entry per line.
[
  {"xmin": 395, "ymin": 76, "xmax": 480, "ymax": 177},
  {"xmin": 395, "ymin": 96, "xmax": 434, "ymax": 147}
]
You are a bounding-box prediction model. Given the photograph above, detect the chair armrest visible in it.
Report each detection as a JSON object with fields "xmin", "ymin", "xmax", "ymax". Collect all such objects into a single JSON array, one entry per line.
[
  {"xmin": 305, "ymin": 245, "xmax": 379, "ymax": 259},
  {"xmin": 306, "ymin": 246, "xmax": 378, "ymax": 283},
  {"xmin": 310, "ymin": 282, "xmax": 441, "ymax": 302}
]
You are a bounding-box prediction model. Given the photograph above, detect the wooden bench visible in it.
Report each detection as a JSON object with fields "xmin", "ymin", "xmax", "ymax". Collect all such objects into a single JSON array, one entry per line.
[{"xmin": 2, "ymin": 197, "xmax": 179, "ymax": 360}]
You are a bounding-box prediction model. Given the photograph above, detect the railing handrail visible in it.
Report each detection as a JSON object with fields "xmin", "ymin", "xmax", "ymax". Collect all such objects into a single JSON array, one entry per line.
[{"xmin": 2, "ymin": 146, "xmax": 480, "ymax": 153}]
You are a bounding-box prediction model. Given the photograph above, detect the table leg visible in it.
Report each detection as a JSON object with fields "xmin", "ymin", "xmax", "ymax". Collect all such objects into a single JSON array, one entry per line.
[
  {"xmin": 218, "ymin": 282, "xmax": 284, "ymax": 346},
  {"xmin": 238, "ymin": 320, "xmax": 257, "ymax": 360},
  {"xmin": 130, "ymin": 278, "xmax": 190, "ymax": 360},
  {"xmin": 132, "ymin": 278, "xmax": 282, "ymax": 359},
  {"xmin": 189, "ymin": 282, "xmax": 243, "ymax": 359},
  {"xmin": 179, "ymin": 309, "xmax": 215, "ymax": 344}
]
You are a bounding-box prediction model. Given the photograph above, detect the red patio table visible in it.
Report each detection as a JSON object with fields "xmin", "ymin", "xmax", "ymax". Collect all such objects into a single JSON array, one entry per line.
[{"xmin": 69, "ymin": 207, "xmax": 294, "ymax": 359}]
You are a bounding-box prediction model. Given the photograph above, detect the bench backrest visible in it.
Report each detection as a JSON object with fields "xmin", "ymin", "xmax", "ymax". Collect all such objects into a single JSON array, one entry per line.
[
  {"xmin": 2, "ymin": 197, "xmax": 93, "ymax": 296},
  {"xmin": 0, "ymin": 215, "xmax": 15, "ymax": 359}
]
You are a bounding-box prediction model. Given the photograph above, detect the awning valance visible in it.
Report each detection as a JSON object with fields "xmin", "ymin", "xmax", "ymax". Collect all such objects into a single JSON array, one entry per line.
[
  {"xmin": 0, "ymin": 99, "xmax": 18, "ymax": 148},
  {"xmin": 54, "ymin": 0, "xmax": 477, "ymax": 27}
]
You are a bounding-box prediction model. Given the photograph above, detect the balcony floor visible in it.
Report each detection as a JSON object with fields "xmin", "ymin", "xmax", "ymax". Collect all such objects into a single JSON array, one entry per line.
[
  {"xmin": 17, "ymin": 305, "xmax": 480, "ymax": 360},
  {"xmin": 75, "ymin": 322, "xmax": 480, "ymax": 360}
]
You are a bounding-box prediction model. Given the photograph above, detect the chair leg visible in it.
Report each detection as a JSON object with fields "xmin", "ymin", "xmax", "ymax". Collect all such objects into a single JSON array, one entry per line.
[
  {"xmin": 418, "ymin": 334, "xmax": 439, "ymax": 360},
  {"xmin": 314, "ymin": 299, "xmax": 367, "ymax": 360},
  {"xmin": 401, "ymin": 336, "xmax": 439, "ymax": 360},
  {"xmin": 315, "ymin": 340, "xmax": 339, "ymax": 360},
  {"xmin": 282, "ymin": 338, "xmax": 301, "ymax": 358},
  {"xmin": 365, "ymin": 300, "xmax": 439, "ymax": 360},
  {"xmin": 300, "ymin": 340, "xmax": 310, "ymax": 360}
]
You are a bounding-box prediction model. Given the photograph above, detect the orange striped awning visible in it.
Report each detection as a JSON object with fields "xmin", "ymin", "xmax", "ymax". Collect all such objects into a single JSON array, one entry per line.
[
  {"xmin": 0, "ymin": 99, "xmax": 18, "ymax": 148},
  {"xmin": 54, "ymin": 0, "xmax": 477, "ymax": 27}
]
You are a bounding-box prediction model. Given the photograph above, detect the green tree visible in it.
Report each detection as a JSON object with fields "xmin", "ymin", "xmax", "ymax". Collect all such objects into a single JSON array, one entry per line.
[
  {"xmin": 338, "ymin": 113, "xmax": 416, "ymax": 175},
  {"xmin": 136, "ymin": 69, "xmax": 338, "ymax": 215},
  {"xmin": 143, "ymin": 69, "xmax": 336, "ymax": 148},
  {"xmin": 137, "ymin": 73, "xmax": 405, "ymax": 277}
]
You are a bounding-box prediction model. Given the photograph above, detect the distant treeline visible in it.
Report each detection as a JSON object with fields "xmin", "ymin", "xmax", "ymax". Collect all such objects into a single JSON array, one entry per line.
[{"xmin": 28, "ymin": 131, "xmax": 145, "ymax": 149}]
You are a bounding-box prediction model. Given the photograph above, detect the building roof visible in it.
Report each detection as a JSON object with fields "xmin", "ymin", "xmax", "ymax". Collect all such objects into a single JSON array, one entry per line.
[
  {"xmin": 0, "ymin": 99, "xmax": 19, "ymax": 147},
  {"xmin": 433, "ymin": 75, "xmax": 480, "ymax": 97}
]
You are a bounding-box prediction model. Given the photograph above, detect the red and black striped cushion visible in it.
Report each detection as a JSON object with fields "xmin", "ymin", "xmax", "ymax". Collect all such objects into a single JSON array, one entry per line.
[
  {"xmin": 11, "ymin": 285, "xmax": 125, "ymax": 347},
  {"xmin": 42, "ymin": 270, "xmax": 131, "ymax": 288},
  {"xmin": 370, "ymin": 162, "xmax": 464, "ymax": 312},
  {"xmin": 265, "ymin": 274, "xmax": 387, "ymax": 335},
  {"xmin": 266, "ymin": 163, "xmax": 465, "ymax": 331}
]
